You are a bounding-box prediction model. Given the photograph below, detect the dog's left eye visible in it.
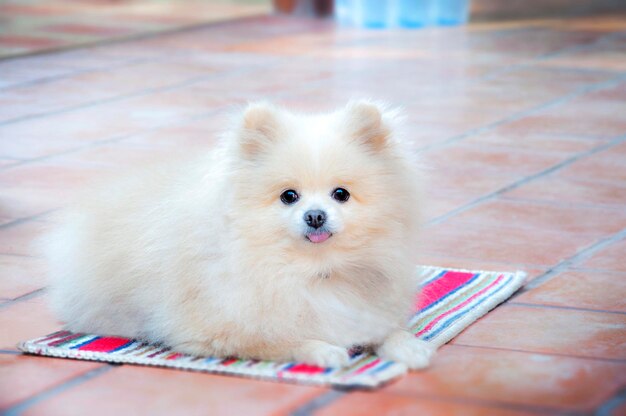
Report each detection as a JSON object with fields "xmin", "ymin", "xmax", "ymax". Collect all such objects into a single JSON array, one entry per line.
[
  {"xmin": 331, "ymin": 188, "xmax": 350, "ymax": 203},
  {"xmin": 280, "ymin": 189, "xmax": 299, "ymax": 205}
]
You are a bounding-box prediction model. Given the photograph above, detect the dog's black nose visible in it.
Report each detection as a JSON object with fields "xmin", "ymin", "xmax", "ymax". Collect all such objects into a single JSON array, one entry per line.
[{"xmin": 304, "ymin": 210, "xmax": 326, "ymax": 229}]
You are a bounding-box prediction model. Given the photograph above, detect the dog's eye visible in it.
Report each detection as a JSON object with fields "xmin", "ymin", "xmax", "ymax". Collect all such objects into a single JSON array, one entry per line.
[
  {"xmin": 280, "ymin": 189, "xmax": 299, "ymax": 205},
  {"xmin": 331, "ymin": 188, "xmax": 350, "ymax": 203}
]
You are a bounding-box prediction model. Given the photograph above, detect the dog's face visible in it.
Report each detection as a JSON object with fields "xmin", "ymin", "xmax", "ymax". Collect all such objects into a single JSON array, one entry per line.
[{"xmin": 229, "ymin": 101, "xmax": 418, "ymax": 268}]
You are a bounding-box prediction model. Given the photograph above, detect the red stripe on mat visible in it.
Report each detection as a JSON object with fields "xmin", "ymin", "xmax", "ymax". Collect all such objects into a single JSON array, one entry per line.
[
  {"xmin": 416, "ymin": 271, "xmax": 476, "ymax": 310},
  {"xmin": 355, "ymin": 358, "xmax": 381, "ymax": 374},
  {"xmin": 286, "ymin": 363, "xmax": 326, "ymax": 374},
  {"xmin": 77, "ymin": 336, "xmax": 132, "ymax": 352},
  {"xmin": 415, "ymin": 274, "xmax": 505, "ymax": 337}
]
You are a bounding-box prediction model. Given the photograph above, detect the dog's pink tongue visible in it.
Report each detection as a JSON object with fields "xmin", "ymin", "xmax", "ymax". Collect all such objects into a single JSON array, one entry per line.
[{"xmin": 308, "ymin": 232, "xmax": 331, "ymax": 243}]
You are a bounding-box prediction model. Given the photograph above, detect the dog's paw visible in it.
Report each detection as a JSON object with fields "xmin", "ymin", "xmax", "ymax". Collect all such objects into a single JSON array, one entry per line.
[
  {"xmin": 294, "ymin": 340, "xmax": 351, "ymax": 368},
  {"xmin": 377, "ymin": 330, "xmax": 435, "ymax": 370}
]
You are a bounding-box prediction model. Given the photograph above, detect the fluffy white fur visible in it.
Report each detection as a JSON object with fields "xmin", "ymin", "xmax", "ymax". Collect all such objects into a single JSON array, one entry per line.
[{"xmin": 44, "ymin": 100, "xmax": 435, "ymax": 369}]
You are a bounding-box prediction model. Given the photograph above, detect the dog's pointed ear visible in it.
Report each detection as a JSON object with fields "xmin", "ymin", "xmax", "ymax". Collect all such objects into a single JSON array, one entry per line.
[
  {"xmin": 344, "ymin": 100, "xmax": 391, "ymax": 151},
  {"xmin": 239, "ymin": 102, "xmax": 282, "ymax": 158}
]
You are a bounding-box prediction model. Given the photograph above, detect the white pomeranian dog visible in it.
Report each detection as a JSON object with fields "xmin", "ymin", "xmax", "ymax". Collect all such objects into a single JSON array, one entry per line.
[{"xmin": 44, "ymin": 100, "xmax": 434, "ymax": 369}]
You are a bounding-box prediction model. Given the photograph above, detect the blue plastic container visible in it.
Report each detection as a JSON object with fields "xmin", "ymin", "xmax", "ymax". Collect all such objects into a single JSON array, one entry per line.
[
  {"xmin": 354, "ymin": 0, "xmax": 391, "ymax": 28},
  {"xmin": 434, "ymin": 0, "xmax": 470, "ymax": 25},
  {"xmin": 335, "ymin": 0, "xmax": 471, "ymax": 29},
  {"xmin": 396, "ymin": 0, "xmax": 436, "ymax": 28},
  {"xmin": 335, "ymin": 0, "xmax": 352, "ymax": 26}
]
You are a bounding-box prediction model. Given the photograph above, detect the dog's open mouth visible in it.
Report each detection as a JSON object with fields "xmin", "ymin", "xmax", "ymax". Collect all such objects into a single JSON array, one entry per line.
[{"xmin": 306, "ymin": 231, "xmax": 332, "ymax": 244}]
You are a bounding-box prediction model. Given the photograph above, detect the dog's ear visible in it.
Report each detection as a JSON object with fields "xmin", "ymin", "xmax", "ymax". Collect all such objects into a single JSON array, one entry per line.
[
  {"xmin": 239, "ymin": 102, "xmax": 282, "ymax": 159},
  {"xmin": 344, "ymin": 100, "xmax": 391, "ymax": 151}
]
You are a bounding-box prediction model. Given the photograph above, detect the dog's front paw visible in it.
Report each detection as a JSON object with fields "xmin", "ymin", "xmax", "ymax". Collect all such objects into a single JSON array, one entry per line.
[
  {"xmin": 293, "ymin": 340, "xmax": 351, "ymax": 368},
  {"xmin": 377, "ymin": 330, "xmax": 435, "ymax": 370}
]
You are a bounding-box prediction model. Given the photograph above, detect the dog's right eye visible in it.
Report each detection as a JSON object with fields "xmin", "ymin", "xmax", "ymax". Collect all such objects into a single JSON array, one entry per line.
[{"xmin": 280, "ymin": 189, "xmax": 299, "ymax": 205}]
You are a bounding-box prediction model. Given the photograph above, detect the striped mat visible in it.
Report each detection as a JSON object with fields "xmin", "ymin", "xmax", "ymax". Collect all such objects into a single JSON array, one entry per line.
[{"xmin": 19, "ymin": 266, "xmax": 525, "ymax": 389}]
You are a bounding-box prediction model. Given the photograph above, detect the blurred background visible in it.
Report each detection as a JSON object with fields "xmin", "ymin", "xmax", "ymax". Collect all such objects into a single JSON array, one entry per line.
[
  {"xmin": 2, "ymin": 0, "xmax": 626, "ymax": 57},
  {"xmin": 0, "ymin": 0, "xmax": 271, "ymax": 58}
]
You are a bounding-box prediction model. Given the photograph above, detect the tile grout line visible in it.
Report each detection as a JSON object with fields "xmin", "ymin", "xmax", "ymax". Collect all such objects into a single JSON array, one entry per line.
[
  {"xmin": 520, "ymin": 65, "xmax": 622, "ymax": 78},
  {"xmin": 0, "ymin": 253, "xmax": 38, "ymax": 259},
  {"xmin": 0, "ymin": 14, "xmax": 278, "ymax": 64},
  {"xmin": 0, "ymin": 131, "xmax": 160, "ymax": 173},
  {"xmin": 0, "ymin": 64, "xmax": 269, "ymax": 127},
  {"xmin": 0, "ymin": 209, "xmax": 57, "ymax": 230},
  {"xmin": 0, "ymin": 55, "xmax": 175, "ymax": 92},
  {"xmin": 450, "ymin": 343, "xmax": 626, "ymax": 364},
  {"xmin": 474, "ymin": 30, "xmax": 626, "ymax": 84},
  {"xmin": 0, "ymin": 288, "xmax": 47, "ymax": 310},
  {"xmin": 568, "ymin": 267, "xmax": 626, "ymax": 276},
  {"xmin": 0, "ymin": 103, "xmax": 232, "ymax": 173},
  {"xmin": 3, "ymin": 365, "xmax": 115, "ymax": 416},
  {"xmin": 424, "ymin": 133, "xmax": 626, "ymax": 227},
  {"xmin": 290, "ymin": 390, "xmax": 347, "ymax": 416},
  {"xmin": 414, "ymin": 70, "xmax": 626, "ymax": 155},
  {"xmin": 595, "ymin": 388, "xmax": 626, "ymax": 416},
  {"xmin": 0, "ymin": 211, "xmax": 52, "ymax": 309},
  {"xmin": 506, "ymin": 301, "xmax": 626, "ymax": 316},
  {"xmin": 293, "ymin": 387, "xmax": 575, "ymax": 416},
  {"xmin": 515, "ymin": 226, "xmax": 626, "ymax": 293},
  {"xmin": 382, "ymin": 389, "xmax": 580, "ymax": 415},
  {"xmin": 499, "ymin": 194, "xmax": 626, "ymax": 212}
]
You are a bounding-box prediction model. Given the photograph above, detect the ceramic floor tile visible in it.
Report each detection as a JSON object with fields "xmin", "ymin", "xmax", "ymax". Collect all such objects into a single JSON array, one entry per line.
[
  {"xmin": 424, "ymin": 167, "xmax": 520, "ymax": 201},
  {"xmin": 0, "ymin": 354, "xmax": 103, "ymax": 409},
  {"xmin": 0, "ymin": 221, "xmax": 49, "ymax": 257},
  {"xmin": 424, "ymin": 143, "xmax": 566, "ymax": 176},
  {"xmin": 504, "ymin": 176, "xmax": 626, "ymax": 208},
  {"xmin": 463, "ymin": 130, "xmax": 607, "ymax": 156},
  {"xmin": 420, "ymin": 195, "xmax": 472, "ymax": 223},
  {"xmin": 557, "ymin": 150, "xmax": 626, "ymax": 183},
  {"xmin": 444, "ymin": 198, "xmax": 626, "ymax": 236},
  {"xmin": 0, "ymin": 62, "xmax": 216, "ymax": 123},
  {"xmin": 0, "ymin": 0, "xmax": 270, "ymax": 59},
  {"xmin": 497, "ymin": 112, "xmax": 626, "ymax": 139},
  {"xmin": 0, "ymin": 187, "xmax": 65, "ymax": 220},
  {"xmin": 0, "ymin": 254, "xmax": 46, "ymax": 300},
  {"xmin": 315, "ymin": 391, "xmax": 534, "ymax": 416},
  {"xmin": 515, "ymin": 270, "xmax": 626, "ymax": 313},
  {"xmin": 451, "ymin": 304, "xmax": 626, "ymax": 360},
  {"xmin": 385, "ymin": 345, "xmax": 626, "ymax": 412},
  {"xmin": 22, "ymin": 364, "xmax": 326, "ymax": 416},
  {"xmin": 420, "ymin": 221, "xmax": 598, "ymax": 266},
  {"xmin": 0, "ymin": 161, "xmax": 100, "ymax": 189},
  {"xmin": 609, "ymin": 400, "xmax": 626, "ymax": 416},
  {"xmin": 576, "ymin": 238, "xmax": 626, "ymax": 273},
  {"xmin": 0, "ymin": 294, "xmax": 61, "ymax": 350}
]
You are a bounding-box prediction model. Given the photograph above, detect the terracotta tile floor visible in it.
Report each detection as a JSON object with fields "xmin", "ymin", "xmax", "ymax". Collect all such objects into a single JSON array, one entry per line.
[
  {"xmin": 0, "ymin": 0, "xmax": 270, "ymax": 59},
  {"xmin": 1, "ymin": 12, "xmax": 626, "ymax": 416}
]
